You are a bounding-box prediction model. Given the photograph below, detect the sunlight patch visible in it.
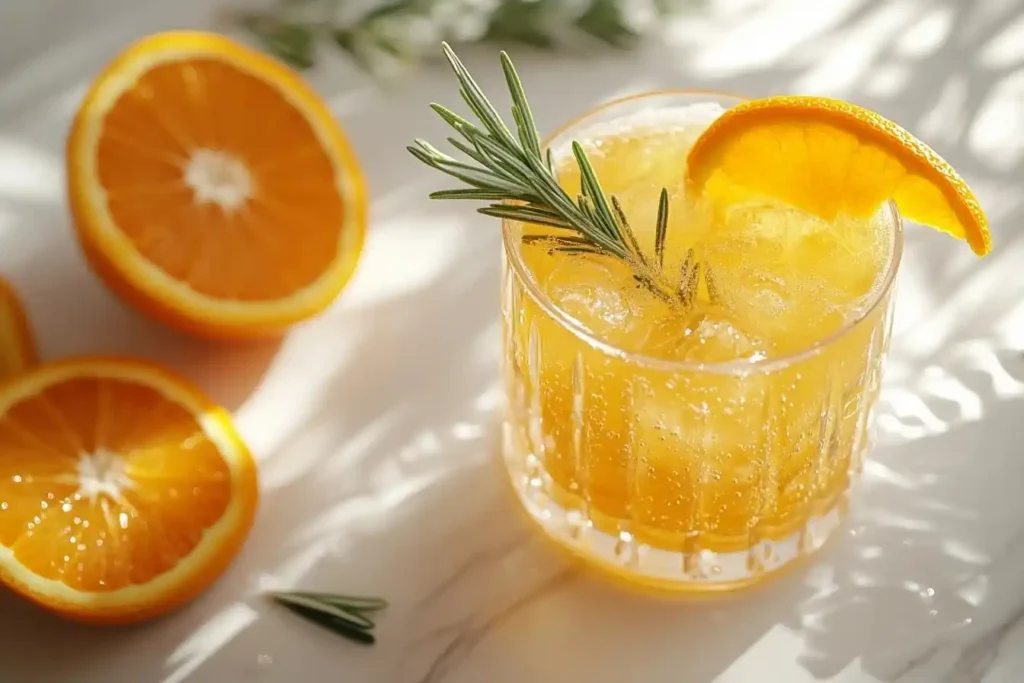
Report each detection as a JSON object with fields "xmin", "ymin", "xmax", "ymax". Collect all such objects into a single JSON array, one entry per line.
[
  {"xmin": 968, "ymin": 69, "xmax": 1024, "ymax": 172},
  {"xmin": 790, "ymin": 0, "xmax": 917, "ymax": 96},
  {"xmin": 978, "ymin": 12, "xmax": 1024, "ymax": 68},
  {"xmin": 863, "ymin": 63, "xmax": 913, "ymax": 98},
  {"xmin": 0, "ymin": 138, "xmax": 61, "ymax": 202},
  {"xmin": 340, "ymin": 218, "xmax": 469, "ymax": 309},
  {"xmin": 894, "ymin": 5, "xmax": 954, "ymax": 58},
  {"xmin": 163, "ymin": 603, "xmax": 258, "ymax": 683},
  {"xmin": 686, "ymin": 0, "xmax": 867, "ymax": 77}
]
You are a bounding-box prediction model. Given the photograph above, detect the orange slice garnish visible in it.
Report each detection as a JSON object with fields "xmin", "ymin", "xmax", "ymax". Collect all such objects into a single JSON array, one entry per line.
[
  {"xmin": 0, "ymin": 278, "xmax": 38, "ymax": 379},
  {"xmin": 67, "ymin": 31, "xmax": 367, "ymax": 339},
  {"xmin": 686, "ymin": 96, "xmax": 990, "ymax": 256},
  {"xmin": 0, "ymin": 357, "xmax": 258, "ymax": 624}
]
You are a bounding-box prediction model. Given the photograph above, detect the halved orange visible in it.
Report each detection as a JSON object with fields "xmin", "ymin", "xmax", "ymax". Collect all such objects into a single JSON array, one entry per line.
[
  {"xmin": 0, "ymin": 278, "xmax": 38, "ymax": 379},
  {"xmin": 66, "ymin": 31, "xmax": 367, "ymax": 339},
  {"xmin": 686, "ymin": 96, "xmax": 990, "ymax": 256},
  {"xmin": 0, "ymin": 357, "xmax": 258, "ymax": 624}
]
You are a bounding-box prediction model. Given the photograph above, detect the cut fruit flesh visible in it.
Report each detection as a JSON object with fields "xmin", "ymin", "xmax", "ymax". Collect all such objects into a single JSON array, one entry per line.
[
  {"xmin": 0, "ymin": 278, "xmax": 38, "ymax": 379},
  {"xmin": 0, "ymin": 357, "xmax": 258, "ymax": 624},
  {"xmin": 66, "ymin": 31, "xmax": 367, "ymax": 338},
  {"xmin": 685, "ymin": 95, "xmax": 990, "ymax": 256}
]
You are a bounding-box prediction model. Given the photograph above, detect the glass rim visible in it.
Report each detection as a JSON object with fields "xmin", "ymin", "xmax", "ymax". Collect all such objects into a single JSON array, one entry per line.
[{"xmin": 500, "ymin": 88, "xmax": 905, "ymax": 375}]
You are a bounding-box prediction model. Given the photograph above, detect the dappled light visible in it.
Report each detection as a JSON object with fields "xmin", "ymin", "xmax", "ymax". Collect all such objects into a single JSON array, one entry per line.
[
  {"xmin": 968, "ymin": 70, "xmax": 1024, "ymax": 170},
  {"xmin": 0, "ymin": 0, "xmax": 1021, "ymax": 681},
  {"xmin": 0, "ymin": 137, "xmax": 61, "ymax": 203},
  {"xmin": 163, "ymin": 604, "xmax": 259, "ymax": 683}
]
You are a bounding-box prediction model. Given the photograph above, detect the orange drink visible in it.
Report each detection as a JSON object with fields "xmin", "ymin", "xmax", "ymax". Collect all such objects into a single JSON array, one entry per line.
[
  {"xmin": 501, "ymin": 92, "xmax": 900, "ymax": 590},
  {"xmin": 409, "ymin": 45, "xmax": 988, "ymax": 593}
]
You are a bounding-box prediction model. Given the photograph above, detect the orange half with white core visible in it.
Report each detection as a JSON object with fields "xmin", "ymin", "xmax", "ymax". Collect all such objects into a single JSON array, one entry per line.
[
  {"xmin": 67, "ymin": 31, "xmax": 368, "ymax": 339},
  {"xmin": 0, "ymin": 357, "xmax": 258, "ymax": 624}
]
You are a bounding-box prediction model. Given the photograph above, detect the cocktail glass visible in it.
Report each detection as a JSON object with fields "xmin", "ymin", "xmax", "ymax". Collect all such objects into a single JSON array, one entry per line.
[{"xmin": 501, "ymin": 91, "xmax": 903, "ymax": 592}]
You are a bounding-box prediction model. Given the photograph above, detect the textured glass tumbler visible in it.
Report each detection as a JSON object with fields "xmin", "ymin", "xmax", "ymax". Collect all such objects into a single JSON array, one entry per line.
[{"xmin": 500, "ymin": 91, "xmax": 903, "ymax": 592}]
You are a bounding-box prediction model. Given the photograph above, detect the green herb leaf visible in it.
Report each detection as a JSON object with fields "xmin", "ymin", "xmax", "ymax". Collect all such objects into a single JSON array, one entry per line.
[
  {"xmin": 430, "ymin": 188, "xmax": 528, "ymax": 201},
  {"xmin": 269, "ymin": 591, "xmax": 386, "ymax": 646},
  {"xmin": 279, "ymin": 591, "xmax": 388, "ymax": 613},
  {"xmin": 654, "ymin": 188, "xmax": 670, "ymax": 269},
  {"xmin": 611, "ymin": 195, "xmax": 648, "ymax": 269},
  {"xmin": 501, "ymin": 51, "xmax": 543, "ymax": 163},
  {"xmin": 575, "ymin": 0, "xmax": 642, "ymax": 48},
  {"xmin": 237, "ymin": 0, "xmax": 689, "ymax": 74},
  {"xmin": 483, "ymin": 0, "xmax": 558, "ymax": 49},
  {"xmin": 239, "ymin": 15, "xmax": 317, "ymax": 70}
]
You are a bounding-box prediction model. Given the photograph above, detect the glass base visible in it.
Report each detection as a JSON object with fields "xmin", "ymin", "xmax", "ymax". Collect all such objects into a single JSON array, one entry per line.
[{"xmin": 506, "ymin": 444, "xmax": 848, "ymax": 593}]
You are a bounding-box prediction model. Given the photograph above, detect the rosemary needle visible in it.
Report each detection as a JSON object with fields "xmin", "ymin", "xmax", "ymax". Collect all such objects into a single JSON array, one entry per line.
[{"xmin": 654, "ymin": 188, "xmax": 670, "ymax": 270}]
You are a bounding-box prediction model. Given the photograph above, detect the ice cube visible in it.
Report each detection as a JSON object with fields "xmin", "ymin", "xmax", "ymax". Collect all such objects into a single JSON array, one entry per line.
[
  {"xmin": 638, "ymin": 305, "xmax": 772, "ymax": 363},
  {"xmin": 543, "ymin": 255, "xmax": 675, "ymax": 352},
  {"xmin": 700, "ymin": 200, "xmax": 884, "ymax": 354},
  {"xmin": 684, "ymin": 314, "xmax": 770, "ymax": 363},
  {"xmin": 717, "ymin": 199, "xmax": 831, "ymax": 243},
  {"xmin": 718, "ymin": 269, "xmax": 847, "ymax": 354},
  {"xmin": 805, "ymin": 211, "xmax": 892, "ymax": 304},
  {"xmin": 709, "ymin": 200, "xmax": 891, "ymax": 304},
  {"xmin": 646, "ymin": 308, "xmax": 769, "ymax": 363},
  {"xmin": 632, "ymin": 348, "xmax": 771, "ymax": 467}
]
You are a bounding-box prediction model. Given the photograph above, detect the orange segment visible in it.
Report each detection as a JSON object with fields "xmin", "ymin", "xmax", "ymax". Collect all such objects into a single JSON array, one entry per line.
[
  {"xmin": 67, "ymin": 31, "xmax": 367, "ymax": 339},
  {"xmin": 0, "ymin": 357, "xmax": 258, "ymax": 624},
  {"xmin": 0, "ymin": 278, "xmax": 38, "ymax": 378},
  {"xmin": 686, "ymin": 96, "xmax": 990, "ymax": 256}
]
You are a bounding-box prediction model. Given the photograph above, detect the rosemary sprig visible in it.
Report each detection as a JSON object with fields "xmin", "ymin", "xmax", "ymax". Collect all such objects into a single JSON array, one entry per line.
[
  {"xmin": 270, "ymin": 591, "xmax": 387, "ymax": 645},
  {"xmin": 408, "ymin": 43, "xmax": 681, "ymax": 301}
]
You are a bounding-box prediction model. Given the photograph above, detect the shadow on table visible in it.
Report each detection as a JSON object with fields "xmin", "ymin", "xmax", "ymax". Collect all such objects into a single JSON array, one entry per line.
[
  {"xmin": 0, "ymin": 0, "xmax": 1022, "ymax": 681},
  {"xmin": 0, "ymin": 202, "xmax": 505, "ymax": 683},
  {"xmin": 793, "ymin": 378, "xmax": 1024, "ymax": 681},
  {"xmin": 4, "ymin": 370, "xmax": 1023, "ymax": 683}
]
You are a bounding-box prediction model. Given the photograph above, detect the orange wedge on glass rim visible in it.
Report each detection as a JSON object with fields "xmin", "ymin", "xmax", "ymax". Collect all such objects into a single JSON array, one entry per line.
[
  {"xmin": 0, "ymin": 357, "xmax": 258, "ymax": 624},
  {"xmin": 685, "ymin": 95, "xmax": 991, "ymax": 256},
  {"xmin": 67, "ymin": 31, "xmax": 367, "ymax": 339},
  {"xmin": 0, "ymin": 277, "xmax": 38, "ymax": 379}
]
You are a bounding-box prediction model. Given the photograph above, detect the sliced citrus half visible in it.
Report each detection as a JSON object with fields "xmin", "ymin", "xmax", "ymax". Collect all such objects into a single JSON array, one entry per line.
[
  {"xmin": 0, "ymin": 357, "xmax": 258, "ymax": 624},
  {"xmin": 686, "ymin": 96, "xmax": 990, "ymax": 256},
  {"xmin": 67, "ymin": 31, "xmax": 368, "ymax": 339},
  {"xmin": 0, "ymin": 277, "xmax": 38, "ymax": 379}
]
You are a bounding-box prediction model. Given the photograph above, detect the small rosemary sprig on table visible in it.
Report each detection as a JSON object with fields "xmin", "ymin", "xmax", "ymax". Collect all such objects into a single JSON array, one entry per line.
[
  {"xmin": 407, "ymin": 43, "xmax": 705, "ymax": 305},
  {"xmin": 269, "ymin": 591, "xmax": 387, "ymax": 645}
]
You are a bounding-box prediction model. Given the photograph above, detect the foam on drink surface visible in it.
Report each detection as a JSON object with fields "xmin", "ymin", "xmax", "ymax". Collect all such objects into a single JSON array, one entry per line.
[{"xmin": 518, "ymin": 102, "xmax": 894, "ymax": 363}]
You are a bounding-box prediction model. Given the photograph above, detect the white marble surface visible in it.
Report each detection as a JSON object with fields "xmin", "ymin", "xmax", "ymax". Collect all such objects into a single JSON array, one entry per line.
[{"xmin": 1, "ymin": 0, "xmax": 1023, "ymax": 681}]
